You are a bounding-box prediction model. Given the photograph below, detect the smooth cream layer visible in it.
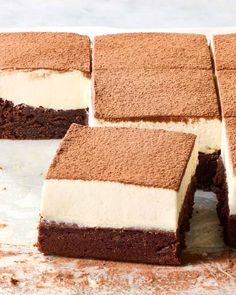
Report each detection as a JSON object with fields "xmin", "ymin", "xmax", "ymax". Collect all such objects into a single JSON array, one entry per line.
[
  {"xmin": 0, "ymin": 69, "xmax": 91, "ymax": 110},
  {"xmin": 93, "ymin": 118, "xmax": 221, "ymax": 154},
  {"xmin": 221, "ymin": 120, "xmax": 236, "ymax": 215},
  {"xmin": 40, "ymin": 141, "xmax": 198, "ymax": 232}
]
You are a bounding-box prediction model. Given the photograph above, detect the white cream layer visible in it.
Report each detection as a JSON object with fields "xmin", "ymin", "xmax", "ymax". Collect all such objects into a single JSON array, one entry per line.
[
  {"xmin": 93, "ymin": 118, "xmax": 221, "ymax": 154},
  {"xmin": 0, "ymin": 69, "xmax": 91, "ymax": 110},
  {"xmin": 40, "ymin": 141, "xmax": 198, "ymax": 232},
  {"xmin": 221, "ymin": 120, "xmax": 236, "ymax": 215}
]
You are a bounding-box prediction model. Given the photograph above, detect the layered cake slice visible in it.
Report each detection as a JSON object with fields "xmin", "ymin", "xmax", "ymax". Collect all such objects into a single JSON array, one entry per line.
[
  {"xmin": 212, "ymin": 33, "xmax": 236, "ymax": 70},
  {"xmin": 38, "ymin": 124, "xmax": 198, "ymax": 265},
  {"xmin": 214, "ymin": 118, "xmax": 236, "ymax": 247},
  {"xmin": 213, "ymin": 67, "xmax": 236, "ymax": 247},
  {"xmin": 94, "ymin": 32, "xmax": 212, "ymax": 70},
  {"xmin": 216, "ymin": 70, "xmax": 236, "ymax": 117},
  {"xmin": 93, "ymin": 68, "xmax": 221, "ymax": 189},
  {"xmin": 0, "ymin": 32, "xmax": 91, "ymax": 139}
]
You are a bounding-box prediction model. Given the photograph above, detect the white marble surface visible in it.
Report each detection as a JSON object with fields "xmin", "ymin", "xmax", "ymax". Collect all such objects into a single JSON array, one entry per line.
[{"xmin": 0, "ymin": 0, "xmax": 235, "ymax": 29}]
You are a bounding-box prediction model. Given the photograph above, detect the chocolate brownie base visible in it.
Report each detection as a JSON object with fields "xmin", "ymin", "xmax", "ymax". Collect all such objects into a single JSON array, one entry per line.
[
  {"xmin": 196, "ymin": 151, "xmax": 220, "ymax": 191},
  {"xmin": 37, "ymin": 176, "xmax": 196, "ymax": 265},
  {"xmin": 0, "ymin": 98, "xmax": 88, "ymax": 139},
  {"xmin": 214, "ymin": 158, "xmax": 236, "ymax": 247}
]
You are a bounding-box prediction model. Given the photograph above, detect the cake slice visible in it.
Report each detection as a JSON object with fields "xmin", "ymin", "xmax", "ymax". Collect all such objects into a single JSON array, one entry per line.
[
  {"xmin": 93, "ymin": 68, "xmax": 221, "ymax": 190},
  {"xmin": 38, "ymin": 124, "xmax": 198, "ymax": 265},
  {"xmin": 212, "ymin": 34, "xmax": 236, "ymax": 70},
  {"xmin": 94, "ymin": 32, "xmax": 212, "ymax": 70},
  {"xmin": 216, "ymin": 70, "xmax": 236, "ymax": 117},
  {"xmin": 213, "ymin": 36, "xmax": 236, "ymax": 119},
  {"xmin": 214, "ymin": 118, "xmax": 236, "ymax": 247},
  {"xmin": 0, "ymin": 32, "xmax": 91, "ymax": 139},
  {"xmin": 212, "ymin": 36, "xmax": 236, "ymax": 247}
]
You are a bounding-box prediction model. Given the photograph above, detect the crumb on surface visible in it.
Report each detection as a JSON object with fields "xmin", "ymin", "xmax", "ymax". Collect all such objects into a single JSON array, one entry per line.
[{"xmin": 10, "ymin": 277, "xmax": 19, "ymax": 286}]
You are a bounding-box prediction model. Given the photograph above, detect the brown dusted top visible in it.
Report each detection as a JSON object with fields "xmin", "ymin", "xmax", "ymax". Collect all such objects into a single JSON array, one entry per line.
[
  {"xmin": 47, "ymin": 124, "xmax": 196, "ymax": 190},
  {"xmin": 93, "ymin": 69, "xmax": 220, "ymax": 121},
  {"xmin": 224, "ymin": 118, "xmax": 236, "ymax": 175},
  {"xmin": 93, "ymin": 33, "xmax": 212, "ymax": 70},
  {"xmin": 0, "ymin": 32, "xmax": 91, "ymax": 72},
  {"xmin": 217, "ymin": 70, "xmax": 236, "ymax": 117},
  {"xmin": 213, "ymin": 34, "xmax": 236, "ymax": 70}
]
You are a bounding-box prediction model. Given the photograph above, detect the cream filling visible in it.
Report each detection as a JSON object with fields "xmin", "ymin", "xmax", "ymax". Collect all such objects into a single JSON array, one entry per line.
[
  {"xmin": 40, "ymin": 141, "xmax": 198, "ymax": 232},
  {"xmin": 93, "ymin": 118, "xmax": 221, "ymax": 154},
  {"xmin": 221, "ymin": 120, "xmax": 236, "ymax": 215},
  {"xmin": 0, "ymin": 69, "xmax": 91, "ymax": 110}
]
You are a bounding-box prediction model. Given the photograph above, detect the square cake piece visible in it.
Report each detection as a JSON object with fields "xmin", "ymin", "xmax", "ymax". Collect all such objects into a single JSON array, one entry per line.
[
  {"xmin": 213, "ymin": 34, "xmax": 236, "ymax": 70},
  {"xmin": 38, "ymin": 124, "xmax": 198, "ymax": 265},
  {"xmin": 214, "ymin": 118, "xmax": 236, "ymax": 247},
  {"xmin": 212, "ymin": 39, "xmax": 236, "ymax": 247},
  {"xmin": 0, "ymin": 32, "xmax": 91, "ymax": 139},
  {"xmin": 94, "ymin": 33, "xmax": 212, "ymax": 70},
  {"xmin": 93, "ymin": 68, "xmax": 221, "ymax": 189},
  {"xmin": 216, "ymin": 70, "xmax": 236, "ymax": 117}
]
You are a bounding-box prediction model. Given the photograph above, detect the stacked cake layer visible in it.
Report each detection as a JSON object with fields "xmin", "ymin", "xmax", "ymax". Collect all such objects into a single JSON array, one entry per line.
[
  {"xmin": 38, "ymin": 124, "xmax": 198, "ymax": 265},
  {"xmin": 0, "ymin": 32, "xmax": 91, "ymax": 139},
  {"xmin": 213, "ymin": 33, "xmax": 236, "ymax": 247},
  {"xmin": 93, "ymin": 33, "xmax": 221, "ymax": 190}
]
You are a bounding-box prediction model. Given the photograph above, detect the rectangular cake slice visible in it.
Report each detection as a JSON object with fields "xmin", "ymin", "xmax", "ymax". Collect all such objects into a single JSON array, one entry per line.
[
  {"xmin": 216, "ymin": 70, "xmax": 236, "ymax": 117},
  {"xmin": 214, "ymin": 118, "xmax": 236, "ymax": 247},
  {"xmin": 214, "ymin": 37, "xmax": 236, "ymax": 119},
  {"xmin": 212, "ymin": 37, "xmax": 236, "ymax": 247},
  {"xmin": 212, "ymin": 34, "xmax": 236, "ymax": 70},
  {"xmin": 38, "ymin": 124, "xmax": 198, "ymax": 265},
  {"xmin": 94, "ymin": 32, "xmax": 212, "ymax": 70},
  {"xmin": 0, "ymin": 32, "xmax": 91, "ymax": 139},
  {"xmin": 93, "ymin": 67, "xmax": 221, "ymax": 190}
]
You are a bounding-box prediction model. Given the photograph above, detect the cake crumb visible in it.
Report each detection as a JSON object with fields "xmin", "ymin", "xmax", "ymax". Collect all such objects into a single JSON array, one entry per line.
[{"xmin": 10, "ymin": 277, "xmax": 19, "ymax": 286}]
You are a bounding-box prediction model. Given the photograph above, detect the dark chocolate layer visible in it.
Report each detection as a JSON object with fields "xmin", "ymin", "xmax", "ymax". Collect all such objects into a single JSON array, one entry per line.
[
  {"xmin": 196, "ymin": 151, "xmax": 220, "ymax": 191},
  {"xmin": 213, "ymin": 158, "xmax": 236, "ymax": 247},
  {"xmin": 0, "ymin": 98, "xmax": 88, "ymax": 139},
  {"xmin": 37, "ymin": 176, "xmax": 197, "ymax": 265}
]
